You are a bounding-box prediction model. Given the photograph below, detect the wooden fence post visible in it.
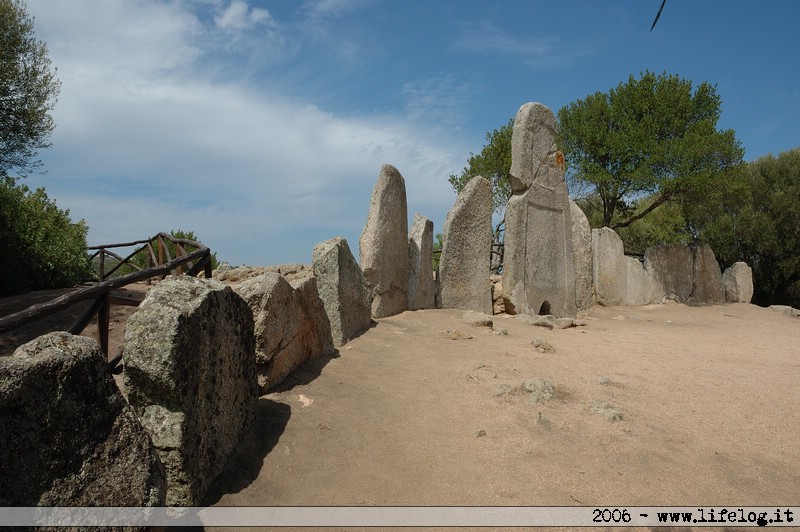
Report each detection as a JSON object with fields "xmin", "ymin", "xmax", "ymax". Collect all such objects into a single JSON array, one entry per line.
[
  {"xmin": 98, "ymin": 293, "xmax": 111, "ymax": 356},
  {"xmin": 98, "ymin": 249, "xmax": 105, "ymax": 282}
]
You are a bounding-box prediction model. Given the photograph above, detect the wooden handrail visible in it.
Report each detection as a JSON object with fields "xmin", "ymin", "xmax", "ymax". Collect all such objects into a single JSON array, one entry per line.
[
  {"xmin": 0, "ymin": 247, "xmax": 210, "ymax": 334},
  {"xmin": 91, "ymin": 232, "xmax": 208, "ymax": 282},
  {"xmin": 2, "ymin": 233, "xmax": 213, "ymax": 374}
]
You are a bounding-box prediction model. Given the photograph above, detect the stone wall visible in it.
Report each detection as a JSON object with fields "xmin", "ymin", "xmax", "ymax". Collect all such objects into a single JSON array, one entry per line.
[{"xmin": 592, "ymin": 227, "xmax": 739, "ymax": 306}]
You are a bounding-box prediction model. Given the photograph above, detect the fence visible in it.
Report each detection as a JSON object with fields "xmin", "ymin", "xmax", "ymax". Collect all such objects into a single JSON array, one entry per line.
[{"xmin": 0, "ymin": 233, "xmax": 213, "ymax": 372}]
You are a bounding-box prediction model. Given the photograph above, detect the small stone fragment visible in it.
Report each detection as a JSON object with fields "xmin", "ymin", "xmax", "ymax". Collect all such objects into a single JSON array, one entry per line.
[
  {"xmin": 442, "ymin": 329, "xmax": 473, "ymax": 340},
  {"xmin": 531, "ymin": 338, "xmax": 555, "ymax": 353},
  {"xmin": 589, "ymin": 399, "xmax": 623, "ymax": 422},
  {"xmin": 492, "ymin": 384, "xmax": 515, "ymax": 397},
  {"xmin": 522, "ymin": 377, "xmax": 556, "ymax": 404}
]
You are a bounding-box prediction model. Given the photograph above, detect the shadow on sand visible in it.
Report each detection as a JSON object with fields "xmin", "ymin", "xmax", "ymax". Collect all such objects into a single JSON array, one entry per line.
[
  {"xmin": 202, "ymin": 335, "xmax": 368, "ymax": 505},
  {"xmin": 269, "ymin": 349, "xmax": 340, "ymax": 392},
  {"xmin": 202, "ymin": 397, "xmax": 291, "ymax": 505}
]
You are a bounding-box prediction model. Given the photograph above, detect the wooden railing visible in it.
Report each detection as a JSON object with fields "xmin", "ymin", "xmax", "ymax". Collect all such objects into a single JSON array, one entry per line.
[
  {"xmin": 0, "ymin": 233, "xmax": 213, "ymax": 372},
  {"xmin": 87, "ymin": 232, "xmax": 211, "ymax": 282}
]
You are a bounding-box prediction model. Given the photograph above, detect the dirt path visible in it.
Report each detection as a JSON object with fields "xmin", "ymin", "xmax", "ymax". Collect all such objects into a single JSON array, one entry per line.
[
  {"xmin": 202, "ymin": 302, "xmax": 798, "ymax": 528},
  {"xmin": 3, "ymin": 288, "xmax": 798, "ymax": 530}
]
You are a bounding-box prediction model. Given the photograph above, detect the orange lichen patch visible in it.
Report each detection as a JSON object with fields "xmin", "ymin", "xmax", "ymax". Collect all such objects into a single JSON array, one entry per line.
[{"xmin": 555, "ymin": 151, "xmax": 566, "ymax": 171}]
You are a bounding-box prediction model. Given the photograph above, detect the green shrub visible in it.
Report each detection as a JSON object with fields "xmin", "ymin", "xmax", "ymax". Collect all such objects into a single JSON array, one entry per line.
[{"xmin": 0, "ymin": 177, "xmax": 92, "ymax": 295}]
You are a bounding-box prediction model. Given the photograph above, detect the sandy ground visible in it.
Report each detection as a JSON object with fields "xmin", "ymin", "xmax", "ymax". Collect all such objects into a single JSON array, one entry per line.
[{"xmin": 2, "ymin": 286, "xmax": 798, "ymax": 531}]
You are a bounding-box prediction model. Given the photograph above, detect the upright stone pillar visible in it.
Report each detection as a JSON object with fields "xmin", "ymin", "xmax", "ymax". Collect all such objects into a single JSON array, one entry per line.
[
  {"xmin": 439, "ymin": 176, "xmax": 492, "ymax": 313},
  {"xmin": 359, "ymin": 164, "xmax": 409, "ymax": 318},
  {"xmin": 407, "ymin": 213, "xmax": 436, "ymax": 310},
  {"xmin": 502, "ymin": 102, "xmax": 577, "ymax": 318}
]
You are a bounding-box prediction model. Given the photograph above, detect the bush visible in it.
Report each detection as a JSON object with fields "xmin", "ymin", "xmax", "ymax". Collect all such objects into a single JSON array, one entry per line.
[{"xmin": 0, "ymin": 177, "xmax": 92, "ymax": 295}]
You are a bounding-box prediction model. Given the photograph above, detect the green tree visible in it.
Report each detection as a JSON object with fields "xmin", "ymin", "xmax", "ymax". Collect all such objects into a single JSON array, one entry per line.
[
  {"xmin": 0, "ymin": 0, "xmax": 61, "ymax": 178},
  {"xmin": 431, "ymin": 232, "xmax": 443, "ymax": 271},
  {"xmin": 0, "ymin": 176, "xmax": 92, "ymax": 295},
  {"xmin": 448, "ymin": 119, "xmax": 513, "ymax": 214},
  {"xmin": 578, "ymin": 193, "xmax": 693, "ymax": 254},
  {"xmin": 558, "ymin": 70, "xmax": 744, "ymax": 229},
  {"xmin": 697, "ymin": 149, "xmax": 800, "ymax": 307}
]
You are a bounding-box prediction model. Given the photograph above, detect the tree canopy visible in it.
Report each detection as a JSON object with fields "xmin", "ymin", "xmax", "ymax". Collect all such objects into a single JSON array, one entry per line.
[
  {"xmin": 0, "ymin": 176, "xmax": 91, "ymax": 295},
  {"xmin": 558, "ymin": 70, "xmax": 744, "ymax": 228},
  {"xmin": 448, "ymin": 119, "xmax": 513, "ymax": 214},
  {"xmin": 696, "ymin": 149, "xmax": 800, "ymax": 307},
  {"xmin": 0, "ymin": 0, "xmax": 61, "ymax": 178}
]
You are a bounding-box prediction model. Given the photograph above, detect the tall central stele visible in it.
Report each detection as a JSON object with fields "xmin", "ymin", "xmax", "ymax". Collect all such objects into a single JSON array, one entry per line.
[{"xmin": 502, "ymin": 102, "xmax": 577, "ymax": 318}]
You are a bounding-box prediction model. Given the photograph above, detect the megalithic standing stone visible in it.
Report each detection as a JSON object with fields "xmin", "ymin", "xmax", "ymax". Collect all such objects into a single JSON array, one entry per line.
[
  {"xmin": 407, "ymin": 213, "xmax": 436, "ymax": 310},
  {"xmin": 359, "ymin": 164, "xmax": 409, "ymax": 318},
  {"xmin": 502, "ymin": 102, "xmax": 577, "ymax": 318},
  {"xmin": 439, "ymin": 175, "xmax": 493, "ymax": 313}
]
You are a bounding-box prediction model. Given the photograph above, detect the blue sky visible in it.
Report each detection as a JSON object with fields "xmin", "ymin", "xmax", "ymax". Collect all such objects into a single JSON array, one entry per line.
[{"xmin": 22, "ymin": 0, "xmax": 800, "ymax": 266}]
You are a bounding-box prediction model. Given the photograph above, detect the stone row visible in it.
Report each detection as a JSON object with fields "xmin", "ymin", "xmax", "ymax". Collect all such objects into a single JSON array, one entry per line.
[{"xmin": 591, "ymin": 227, "xmax": 754, "ymax": 306}]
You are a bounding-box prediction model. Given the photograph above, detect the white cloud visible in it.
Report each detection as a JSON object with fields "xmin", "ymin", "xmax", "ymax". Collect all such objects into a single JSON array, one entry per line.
[
  {"xmin": 29, "ymin": 0, "xmax": 203, "ymax": 80},
  {"xmin": 403, "ymin": 75, "xmax": 480, "ymax": 128},
  {"xmin": 215, "ymin": 1, "xmax": 274, "ymax": 31},
  {"xmin": 24, "ymin": 0, "xmax": 466, "ymax": 265}
]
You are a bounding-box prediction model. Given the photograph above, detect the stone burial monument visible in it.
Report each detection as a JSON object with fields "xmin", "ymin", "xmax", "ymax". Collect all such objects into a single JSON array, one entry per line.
[{"xmin": 502, "ymin": 102, "xmax": 577, "ymax": 318}]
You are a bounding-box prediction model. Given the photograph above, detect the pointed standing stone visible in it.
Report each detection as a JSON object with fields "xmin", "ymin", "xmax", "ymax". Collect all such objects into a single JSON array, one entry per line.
[
  {"xmin": 407, "ymin": 213, "xmax": 435, "ymax": 310},
  {"xmin": 691, "ymin": 244, "xmax": 726, "ymax": 303},
  {"xmin": 570, "ymin": 199, "xmax": 593, "ymax": 311},
  {"xmin": 359, "ymin": 164, "xmax": 409, "ymax": 318},
  {"xmin": 439, "ymin": 176, "xmax": 492, "ymax": 313}
]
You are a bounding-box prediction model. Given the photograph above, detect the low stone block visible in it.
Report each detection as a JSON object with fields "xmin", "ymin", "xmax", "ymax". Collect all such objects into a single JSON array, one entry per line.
[
  {"xmin": 236, "ymin": 273, "xmax": 335, "ymax": 393},
  {"xmin": 313, "ymin": 237, "xmax": 373, "ymax": 346},
  {"xmin": 124, "ymin": 276, "xmax": 257, "ymax": 506},
  {"xmin": 644, "ymin": 244, "xmax": 694, "ymax": 302},
  {"xmin": 0, "ymin": 333, "xmax": 165, "ymax": 507},
  {"xmin": 592, "ymin": 227, "xmax": 626, "ymax": 306},
  {"xmin": 723, "ymin": 261, "xmax": 754, "ymax": 303},
  {"xmin": 624, "ymin": 256, "xmax": 652, "ymax": 306}
]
